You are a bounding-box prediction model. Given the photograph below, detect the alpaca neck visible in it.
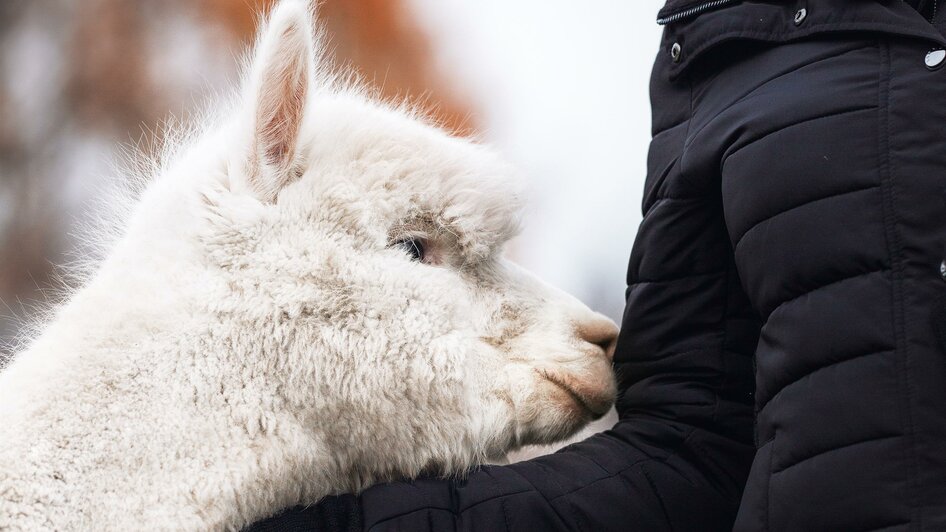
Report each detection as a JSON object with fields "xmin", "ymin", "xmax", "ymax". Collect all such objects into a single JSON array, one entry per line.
[
  {"xmin": 0, "ymin": 243, "xmax": 327, "ymax": 530},
  {"xmin": 1, "ymin": 303, "xmax": 327, "ymax": 530}
]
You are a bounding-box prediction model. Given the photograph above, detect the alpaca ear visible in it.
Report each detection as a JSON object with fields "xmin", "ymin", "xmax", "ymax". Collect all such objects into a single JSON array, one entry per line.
[{"xmin": 242, "ymin": 0, "xmax": 315, "ymax": 202}]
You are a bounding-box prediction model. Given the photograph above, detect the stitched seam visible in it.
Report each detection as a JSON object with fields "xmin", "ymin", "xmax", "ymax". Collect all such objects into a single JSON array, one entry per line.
[
  {"xmin": 877, "ymin": 40, "xmax": 920, "ymax": 527},
  {"xmin": 624, "ymin": 400, "xmax": 716, "ymax": 412},
  {"xmin": 771, "ymin": 433, "xmax": 901, "ymax": 474},
  {"xmin": 685, "ymin": 43, "xmax": 872, "ymax": 150},
  {"xmin": 547, "ymin": 426, "xmax": 699, "ymax": 502},
  {"xmin": 732, "ymin": 183, "xmax": 880, "ymax": 253},
  {"xmin": 580, "ymin": 451, "xmax": 611, "ymax": 477},
  {"xmin": 530, "ymin": 460, "xmax": 567, "ymax": 500},
  {"xmin": 567, "ymin": 498, "xmax": 588, "ymax": 532},
  {"xmin": 766, "ymin": 267, "xmax": 887, "ymax": 318},
  {"xmin": 721, "ymin": 104, "xmax": 876, "ymax": 167},
  {"xmin": 640, "ymin": 464, "xmax": 674, "ymax": 530},
  {"xmin": 653, "ymin": 117, "xmax": 690, "ymax": 139},
  {"xmin": 763, "ymin": 270, "xmax": 887, "ymax": 324},
  {"xmin": 615, "ymin": 472, "xmax": 643, "ymax": 519},
  {"xmin": 850, "ymin": 520, "xmax": 912, "ymax": 532},
  {"xmin": 765, "ymin": 435, "xmax": 774, "ymax": 530},
  {"xmin": 689, "ymin": 436, "xmax": 742, "ymax": 490},
  {"xmin": 504, "ymin": 463, "xmax": 572, "ymax": 527},
  {"xmin": 630, "ymin": 346, "xmax": 723, "ymax": 364},
  {"xmin": 630, "ymin": 269, "xmax": 725, "ymax": 285},
  {"xmin": 644, "ymin": 158, "xmax": 683, "ymax": 214},
  {"xmin": 499, "ymin": 497, "xmax": 512, "ymax": 532},
  {"xmin": 367, "ymin": 489, "xmax": 533, "ymax": 527},
  {"xmin": 675, "ymin": 74, "xmax": 696, "ymax": 209},
  {"xmin": 651, "ymin": 195, "xmax": 706, "ymax": 204},
  {"xmin": 644, "ymin": 77, "xmax": 692, "ymax": 216},
  {"xmin": 686, "ymin": 65, "xmax": 694, "ymax": 144},
  {"xmin": 709, "ymin": 242, "xmax": 734, "ymax": 446},
  {"xmin": 758, "ymin": 347, "xmax": 894, "ymax": 413}
]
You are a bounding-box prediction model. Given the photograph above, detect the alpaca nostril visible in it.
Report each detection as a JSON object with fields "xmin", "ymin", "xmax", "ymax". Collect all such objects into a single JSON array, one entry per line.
[{"xmin": 576, "ymin": 317, "xmax": 619, "ymax": 360}]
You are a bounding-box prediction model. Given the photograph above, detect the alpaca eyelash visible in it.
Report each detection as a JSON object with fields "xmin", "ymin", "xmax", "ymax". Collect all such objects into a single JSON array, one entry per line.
[
  {"xmin": 394, "ymin": 238, "xmax": 427, "ymax": 262},
  {"xmin": 392, "ymin": 237, "xmax": 427, "ymax": 262}
]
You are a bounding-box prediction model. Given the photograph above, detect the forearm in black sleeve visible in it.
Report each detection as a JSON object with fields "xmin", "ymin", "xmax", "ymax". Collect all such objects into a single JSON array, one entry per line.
[
  {"xmin": 248, "ymin": 422, "xmax": 751, "ymax": 531},
  {"xmin": 357, "ymin": 417, "xmax": 753, "ymax": 532}
]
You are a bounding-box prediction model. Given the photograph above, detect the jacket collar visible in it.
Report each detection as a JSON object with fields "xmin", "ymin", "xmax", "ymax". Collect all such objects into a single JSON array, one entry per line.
[{"xmin": 657, "ymin": 0, "xmax": 946, "ymax": 79}]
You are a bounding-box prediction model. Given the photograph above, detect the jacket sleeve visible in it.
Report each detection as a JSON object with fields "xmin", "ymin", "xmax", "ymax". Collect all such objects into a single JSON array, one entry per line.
[{"xmin": 246, "ymin": 129, "xmax": 762, "ymax": 531}]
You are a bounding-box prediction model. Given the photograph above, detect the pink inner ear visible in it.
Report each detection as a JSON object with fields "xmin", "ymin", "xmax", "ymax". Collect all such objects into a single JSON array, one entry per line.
[{"xmin": 256, "ymin": 26, "xmax": 308, "ymax": 170}]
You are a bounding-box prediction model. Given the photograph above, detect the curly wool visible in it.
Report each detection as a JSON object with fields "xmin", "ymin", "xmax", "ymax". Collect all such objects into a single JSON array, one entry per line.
[{"xmin": 0, "ymin": 2, "xmax": 617, "ymax": 530}]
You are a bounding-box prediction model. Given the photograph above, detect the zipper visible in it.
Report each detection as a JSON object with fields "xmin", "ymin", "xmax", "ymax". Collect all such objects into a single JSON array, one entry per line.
[{"xmin": 657, "ymin": 0, "xmax": 739, "ymax": 25}]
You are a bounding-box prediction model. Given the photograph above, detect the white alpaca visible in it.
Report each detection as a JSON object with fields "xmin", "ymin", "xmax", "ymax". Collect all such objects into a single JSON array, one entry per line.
[{"xmin": 0, "ymin": 2, "xmax": 618, "ymax": 530}]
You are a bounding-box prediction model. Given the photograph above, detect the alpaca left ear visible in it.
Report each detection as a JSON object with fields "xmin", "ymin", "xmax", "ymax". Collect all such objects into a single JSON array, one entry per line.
[{"xmin": 242, "ymin": 0, "xmax": 315, "ymax": 203}]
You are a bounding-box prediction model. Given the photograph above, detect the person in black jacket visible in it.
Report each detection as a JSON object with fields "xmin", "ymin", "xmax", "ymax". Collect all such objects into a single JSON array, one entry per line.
[{"xmin": 249, "ymin": 1, "xmax": 946, "ymax": 530}]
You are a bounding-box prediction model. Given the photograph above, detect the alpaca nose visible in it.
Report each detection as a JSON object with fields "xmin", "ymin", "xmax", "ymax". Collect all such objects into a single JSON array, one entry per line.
[{"xmin": 577, "ymin": 315, "xmax": 619, "ymax": 360}]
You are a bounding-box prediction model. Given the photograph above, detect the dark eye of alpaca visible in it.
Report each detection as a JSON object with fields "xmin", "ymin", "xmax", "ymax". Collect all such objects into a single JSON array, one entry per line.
[{"xmin": 394, "ymin": 238, "xmax": 425, "ymax": 262}]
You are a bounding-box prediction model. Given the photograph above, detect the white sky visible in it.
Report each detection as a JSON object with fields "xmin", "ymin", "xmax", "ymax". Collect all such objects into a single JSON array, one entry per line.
[{"xmin": 408, "ymin": 1, "xmax": 665, "ymax": 322}]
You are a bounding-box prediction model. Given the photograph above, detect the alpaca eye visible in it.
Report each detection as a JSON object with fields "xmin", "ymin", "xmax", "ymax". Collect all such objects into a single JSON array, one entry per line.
[{"xmin": 394, "ymin": 238, "xmax": 425, "ymax": 262}]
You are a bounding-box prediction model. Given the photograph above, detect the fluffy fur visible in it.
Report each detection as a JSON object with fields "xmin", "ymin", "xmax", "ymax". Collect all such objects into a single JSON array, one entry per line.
[{"xmin": 0, "ymin": 2, "xmax": 618, "ymax": 530}]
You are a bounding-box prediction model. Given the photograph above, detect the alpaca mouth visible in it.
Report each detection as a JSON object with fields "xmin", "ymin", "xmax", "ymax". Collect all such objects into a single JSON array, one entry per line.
[{"xmin": 537, "ymin": 369, "xmax": 613, "ymax": 418}]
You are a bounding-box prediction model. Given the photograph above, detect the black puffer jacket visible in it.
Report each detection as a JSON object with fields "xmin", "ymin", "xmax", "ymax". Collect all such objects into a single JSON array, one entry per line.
[{"xmin": 249, "ymin": 1, "xmax": 946, "ymax": 530}]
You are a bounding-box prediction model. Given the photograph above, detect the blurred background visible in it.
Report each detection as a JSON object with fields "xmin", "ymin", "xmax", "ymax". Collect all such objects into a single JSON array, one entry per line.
[{"xmin": 0, "ymin": 1, "xmax": 662, "ymax": 455}]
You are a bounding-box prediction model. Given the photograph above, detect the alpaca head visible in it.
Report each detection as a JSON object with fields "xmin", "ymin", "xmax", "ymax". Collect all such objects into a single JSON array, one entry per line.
[{"xmin": 136, "ymin": 0, "xmax": 617, "ymax": 482}]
